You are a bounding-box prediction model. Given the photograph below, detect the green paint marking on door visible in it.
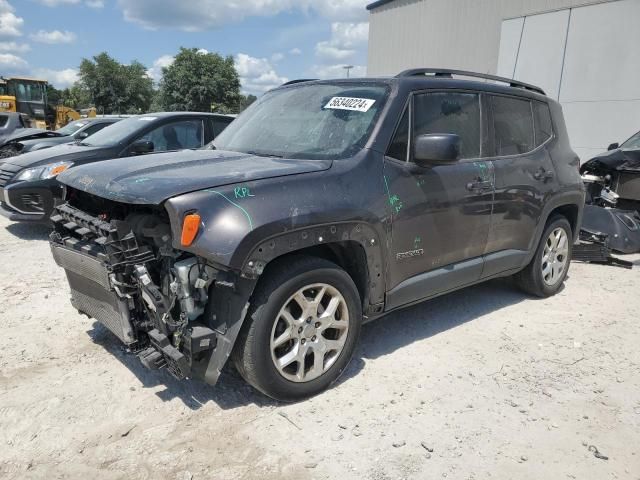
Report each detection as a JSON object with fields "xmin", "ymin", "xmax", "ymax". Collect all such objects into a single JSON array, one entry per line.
[{"xmin": 384, "ymin": 175, "xmax": 404, "ymax": 213}]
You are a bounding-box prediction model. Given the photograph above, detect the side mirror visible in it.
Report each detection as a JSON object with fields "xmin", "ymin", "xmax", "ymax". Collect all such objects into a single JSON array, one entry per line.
[
  {"xmin": 414, "ymin": 134, "xmax": 460, "ymax": 166},
  {"xmin": 76, "ymin": 131, "xmax": 89, "ymax": 140},
  {"xmin": 607, "ymin": 142, "xmax": 619, "ymax": 151},
  {"xmin": 131, "ymin": 140, "xmax": 154, "ymax": 155}
]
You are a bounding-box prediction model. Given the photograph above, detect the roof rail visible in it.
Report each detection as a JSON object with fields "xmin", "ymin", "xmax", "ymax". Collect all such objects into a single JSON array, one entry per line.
[
  {"xmin": 281, "ymin": 79, "xmax": 318, "ymax": 86},
  {"xmin": 396, "ymin": 68, "xmax": 546, "ymax": 96}
]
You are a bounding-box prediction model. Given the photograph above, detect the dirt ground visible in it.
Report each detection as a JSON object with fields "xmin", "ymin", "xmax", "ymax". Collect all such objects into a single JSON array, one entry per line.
[{"xmin": 1, "ymin": 216, "xmax": 639, "ymax": 480}]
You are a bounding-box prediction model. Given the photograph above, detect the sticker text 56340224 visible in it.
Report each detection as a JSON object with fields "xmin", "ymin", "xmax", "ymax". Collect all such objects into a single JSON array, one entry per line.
[{"xmin": 324, "ymin": 97, "xmax": 376, "ymax": 113}]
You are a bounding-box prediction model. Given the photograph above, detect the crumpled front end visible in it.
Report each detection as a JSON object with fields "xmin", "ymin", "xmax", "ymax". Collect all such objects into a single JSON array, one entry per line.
[{"xmin": 49, "ymin": 188, "xmax": 255, "ymax": 384}]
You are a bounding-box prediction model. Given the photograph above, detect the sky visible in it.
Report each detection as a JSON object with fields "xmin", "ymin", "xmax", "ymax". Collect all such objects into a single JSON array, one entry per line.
[{"xmin": 0, "ymin": 0, "xmax": 371, "ymax": 95}]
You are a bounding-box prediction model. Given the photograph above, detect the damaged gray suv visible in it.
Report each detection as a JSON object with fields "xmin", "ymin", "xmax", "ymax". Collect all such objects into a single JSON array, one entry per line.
[{"xmin": 49, "ymin": 69, "xmax": 585, "ymax": 401}]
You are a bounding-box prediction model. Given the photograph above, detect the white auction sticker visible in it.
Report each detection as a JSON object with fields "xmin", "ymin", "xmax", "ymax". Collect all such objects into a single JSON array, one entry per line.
[{"xmin": 324, "ymin": 97, "xmax": 376, "ymax": 112}]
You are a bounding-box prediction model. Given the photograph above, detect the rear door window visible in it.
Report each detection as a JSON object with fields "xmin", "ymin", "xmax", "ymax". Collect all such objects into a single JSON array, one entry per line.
[
  {"xmin": 490, "ymin": 95, "xmax": 534, "ymax": 156},
  {"xmin": 413, "ymin": 92, "xmax": 481, "ymax": 160}
]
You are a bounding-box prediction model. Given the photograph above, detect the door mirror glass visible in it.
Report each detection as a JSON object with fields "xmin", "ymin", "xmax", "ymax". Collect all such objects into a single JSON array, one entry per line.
[
  {"xmin": 607, "ymin": 142, "xmax": 619, "ymax": 151},
  {"xmin": 414, "ymin": 134, "xmax": 460, "ymax": 165},
  {"xmin": 131, "ymin": 140, "xmax": 154, "ymax": 155}
]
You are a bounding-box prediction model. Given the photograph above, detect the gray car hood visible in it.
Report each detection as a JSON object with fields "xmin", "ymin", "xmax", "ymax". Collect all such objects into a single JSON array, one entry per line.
[
  {"xmin": 6, "ymin": 142, "xmax": 107, "ymax": 168},
  {"xmin": 58, "ymin": 149, "xmax": 332, "ymax": 204}
]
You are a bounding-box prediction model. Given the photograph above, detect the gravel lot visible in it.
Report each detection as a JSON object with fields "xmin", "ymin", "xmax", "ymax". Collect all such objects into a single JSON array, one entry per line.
[{"xmin": 1, "ymin": 215, "xmax": 639, "ymax": 480}]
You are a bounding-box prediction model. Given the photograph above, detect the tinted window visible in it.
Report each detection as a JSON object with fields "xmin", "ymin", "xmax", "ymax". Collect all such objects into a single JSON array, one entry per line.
[
  {"xmin": 387, "ymin": 107, "xmax": 409, "ymax": 161},
  {"xmin": 533, "ymin": 101, "xmax": 553, "ymax": 146},
  {"xmin": 491, "ymin": 96, "xmax": 534, "ymax": 156},
  {"xmin": 0, "ymin": 115, "xmax": 8, "ymax": 128},
  {"xmin": 140, "ymin": 120, "xmax": 203, "ymax": 152},
  {"xmin": 212, "ymin": 118, "xmax": 231, "ymax": 138},
  {"xmin": 413, "ymin": 92, "xmax": 480, "ymax": 160}
]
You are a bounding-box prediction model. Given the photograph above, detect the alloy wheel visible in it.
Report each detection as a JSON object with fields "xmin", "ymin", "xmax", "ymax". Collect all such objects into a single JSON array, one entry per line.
[
  {"xmin": 542, "ymin": 227, "xmax": 569, "ymax": 286},
  {"xmin": 270, "ymin": 283, "xmax": 350, "ymax": 383}
]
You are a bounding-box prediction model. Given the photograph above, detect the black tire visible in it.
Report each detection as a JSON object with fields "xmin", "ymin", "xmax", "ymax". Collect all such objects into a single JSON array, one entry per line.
[
  {"xmin": 232, "ymin": 255, "xmax": 362, "ymax": 402},
  {"xmin": 515, "ymin": 215, "xmax": 573, "ymax": 298}
]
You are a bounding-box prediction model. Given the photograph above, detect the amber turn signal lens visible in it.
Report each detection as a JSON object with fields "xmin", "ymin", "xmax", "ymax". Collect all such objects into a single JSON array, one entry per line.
[
  {"xmin": 181, "ymin": 213, "xmax": 201, "ymax": 247},
  {"xmin": 50, "ymin": 164, "xmax": 70, "ymax": 176}
]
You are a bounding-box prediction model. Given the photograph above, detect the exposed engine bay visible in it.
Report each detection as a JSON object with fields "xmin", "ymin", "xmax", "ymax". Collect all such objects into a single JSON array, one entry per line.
[
  {"xmin": 579, "ymin": 149, "xmax": 640, "ymax": 254},
  {"xmin": 49, "ymin": 188, "xmax": 225, "ymax": 380}
]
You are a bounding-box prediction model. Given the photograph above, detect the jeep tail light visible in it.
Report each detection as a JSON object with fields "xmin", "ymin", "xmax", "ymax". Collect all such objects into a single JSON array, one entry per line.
[{"xmin": 181, "ymin": 213, "xmax": 201, "ymax": 247}]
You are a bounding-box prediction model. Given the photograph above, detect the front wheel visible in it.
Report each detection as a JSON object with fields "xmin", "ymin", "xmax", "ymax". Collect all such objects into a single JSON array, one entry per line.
[
  {"xmin": 232, "ymin": 256, "xmax": 362, "ymax": 401},
  {"xmin": 515, "ymin": 216, "xmax": 573, "ymax": 298}
]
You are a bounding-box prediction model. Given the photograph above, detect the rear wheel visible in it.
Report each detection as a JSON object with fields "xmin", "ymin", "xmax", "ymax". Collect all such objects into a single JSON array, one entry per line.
[
  {"xmin": 515, "ymin": 216, "xmax": 572, "ymax": 297},
  {"xmin": 233, "ymin": 256, "xmax": 362, "ymax": 401}
]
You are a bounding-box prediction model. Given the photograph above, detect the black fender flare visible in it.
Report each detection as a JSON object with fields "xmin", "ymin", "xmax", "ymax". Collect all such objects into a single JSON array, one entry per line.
[
  {"xmin": 523, "ymin": 189, "xmax": 585, "ymax": 265},
  {"xmin": 240, "ymin": 221, "xmax": 386, "ymax": 309}
]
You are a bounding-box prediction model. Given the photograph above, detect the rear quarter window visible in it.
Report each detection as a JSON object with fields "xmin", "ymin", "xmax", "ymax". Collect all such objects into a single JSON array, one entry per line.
[{"xmin": 533, "ymin": 101, "xmax": 554, "ymax": 146}]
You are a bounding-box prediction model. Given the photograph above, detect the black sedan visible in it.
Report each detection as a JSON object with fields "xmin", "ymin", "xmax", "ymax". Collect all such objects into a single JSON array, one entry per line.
[{"xmin": 0, "ymin": 112, "xmax": 234, "ymax": 222}]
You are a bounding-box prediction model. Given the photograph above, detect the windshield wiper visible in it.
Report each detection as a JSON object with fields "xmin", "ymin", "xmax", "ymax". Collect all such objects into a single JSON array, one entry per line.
[{"xmin": 246, "ymin": 150, "xmax": 283, "ymax": 158}]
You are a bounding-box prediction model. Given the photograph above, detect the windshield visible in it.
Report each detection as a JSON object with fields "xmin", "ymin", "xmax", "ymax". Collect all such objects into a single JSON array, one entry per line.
[
  {"xmin": 213, "ymin": 83, "xmax": 389, "ymax": 160},
  {"xmin": 57, "ymin": 121, "xmax": 89, "ymax": 136},
  {"xmin": 14, "ymin": 81, "xmax": 45, "ymax": 103},
  {"xmin": 621, "ymin": 131, "xmax": 640, "ymax": 150},
  {"xmin": 81, "ymin": 115, "xmax": 158, "ymax": 147}
]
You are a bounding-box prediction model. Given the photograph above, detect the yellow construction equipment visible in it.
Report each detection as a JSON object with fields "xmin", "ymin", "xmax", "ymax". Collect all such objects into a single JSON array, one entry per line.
[{"xmin": 0, "ymin": 76, "xmax": 95, "ymax": 130}]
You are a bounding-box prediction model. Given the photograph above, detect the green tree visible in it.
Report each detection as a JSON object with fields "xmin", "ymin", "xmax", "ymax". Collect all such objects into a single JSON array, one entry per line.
[
  {"xmin": 158, "ymin": 48, "xmax": 241, "ymax": 113},
  {"xmin": 239, "ymin": 94, "xmax": 257, "ymax": 112},
  {"xmin": 77, "ymin": 52, "xmax": 154, "ymax": 114}
]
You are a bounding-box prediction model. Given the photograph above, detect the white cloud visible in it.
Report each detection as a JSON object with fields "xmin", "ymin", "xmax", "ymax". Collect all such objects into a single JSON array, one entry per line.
[
  {"xmin": 316, "ymin": 22, "xmax": 368, "ymax": 61},
  {"xmin": 310, "ymin": 64, "xmax": 366, "ymax": 80},
  {"xmin": 35, "ymin": 0, "xmax": 80, "ymax": 5},
  {"xmin": 289, "ymin": 48, "xmax": 302, "ymax": 55},
  {"xmin": 235, "ymin": 53, "xmax": 288, "ymax": 94},
  {"xmin": 32, "ymin": 67, "xmax": 79, "ymax": 88},
  {"xmin": 0, "ymin": 40, "xmax": 29, "ymax": 52},
  {"xmin": 0, "ymin": 52, "xmax": 27, "ymax": 69},
  {"xmin": 271, "ymin": 52, "xmax": 284, "ymax": 62},
  {"xmin": 35, "ymin": 0, "xmax": 105, "ymax": 7},
  {"xmin": 116, "ymin": 0, "xmax": 369, "ymax": 31},
  {"xmin": 146, "ymin": 54, "xmax": 174, "ymax": 82},
  {"xmin": 30, "ymin": 29, "xmax": 77, "ymax": 44},
  {"xmin": 0, "ymin": 1, "xmax": 23, "ymax": 37},
  {"xmin": 316, "ymin": 42, "xmax": 356, "ymax": 61}
]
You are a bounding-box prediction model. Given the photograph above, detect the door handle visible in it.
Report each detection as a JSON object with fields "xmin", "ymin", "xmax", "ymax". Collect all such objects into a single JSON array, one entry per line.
[
  {"xmin": 533, "ymin": 168, "xmax": 554, "ymax": 181},
  {"xmin": 466, "ymin": 179, "xmax": 493, "ymax": 193}
]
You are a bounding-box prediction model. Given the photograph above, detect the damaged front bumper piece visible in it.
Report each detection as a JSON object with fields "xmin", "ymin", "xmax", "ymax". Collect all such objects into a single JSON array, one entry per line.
[{"xmin": 49, "ymin": 202, "xmax": 254, "ymax": 385}]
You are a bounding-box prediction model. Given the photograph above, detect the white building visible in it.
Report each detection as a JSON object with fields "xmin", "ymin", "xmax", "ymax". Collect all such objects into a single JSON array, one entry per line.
[{"xmin": 367, "ymin": 0, "xmax": 640, "ymax": 160}]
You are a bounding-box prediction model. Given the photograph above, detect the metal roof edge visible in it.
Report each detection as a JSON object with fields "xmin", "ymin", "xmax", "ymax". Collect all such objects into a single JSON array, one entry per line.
[{"xmin": 366, "ymin": 0, "xmax": 397, "ymax": 11}]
